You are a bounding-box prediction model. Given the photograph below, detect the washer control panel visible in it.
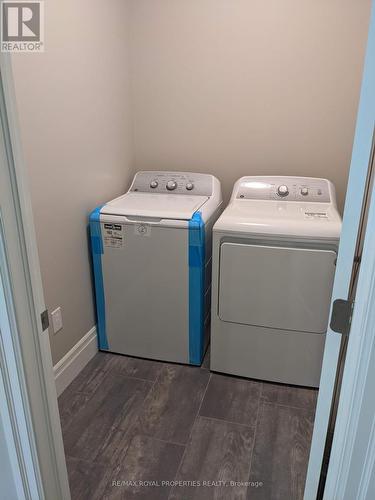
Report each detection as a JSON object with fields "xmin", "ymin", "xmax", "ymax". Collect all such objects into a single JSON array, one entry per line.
[
  {"xmin": 130, "ymin": 171, "xmax": 213, "ymax": 196},
  {"xmin": 235, "ymin": 177, "xmax": 331, "ymax": 203}
]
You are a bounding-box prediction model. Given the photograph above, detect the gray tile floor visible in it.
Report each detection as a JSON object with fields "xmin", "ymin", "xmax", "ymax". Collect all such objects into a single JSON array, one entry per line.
[{"xmin": 58, "ymin": 349, "xmax": 317, "ymax": 500}]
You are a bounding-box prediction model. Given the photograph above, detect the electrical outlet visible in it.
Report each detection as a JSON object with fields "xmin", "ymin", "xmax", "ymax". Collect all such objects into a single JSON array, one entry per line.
[{"xmin": 51, "ymin": 307, "xmax": 63, "ymax": 334}]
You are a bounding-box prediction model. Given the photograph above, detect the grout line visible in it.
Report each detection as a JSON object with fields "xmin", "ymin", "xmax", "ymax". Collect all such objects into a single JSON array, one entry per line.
[
  {"xmin": 109, "ymin": 364, "xmax": 164, "ymax": 434},
  {"xmin": 167, "ymin": 372, "xmax": 212, "ymax": 500},
  {"xmin": 104, "ymin": 365, "xmax": 166, "ymax": 469},
  {"xmin": 63, "ymin": 363, "xmax": 163, "ymax": 417},
  {"xmin": 126, "ymin": 363, "xmax": 164, "ymax": 422},
  {"xmin": 69, "ymin": 369, "xmax": 156, "ymax": 409},
  {"xmin": 64, "ymin": 356, "xmax": 159, "ymax": 397},
  {"xmin": 245, "ymin": 395, "xmax": 316, "ymax": 488}
]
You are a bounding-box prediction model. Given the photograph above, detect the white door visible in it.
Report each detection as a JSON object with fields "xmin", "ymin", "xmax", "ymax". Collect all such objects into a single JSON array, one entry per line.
[
  {"xmin": 218, "ymin": 242, "xmax": 336, "ymax": 333},
  {"xmin": 304, "ymin": 3, "xmax": 375, "ymax": 499},
  {"xmin": 0, "ymin": 55, "xmax": 70, "ymax": 499}
]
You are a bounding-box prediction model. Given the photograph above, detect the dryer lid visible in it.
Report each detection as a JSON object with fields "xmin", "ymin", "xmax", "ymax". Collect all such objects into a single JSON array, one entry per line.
[{"xmin": 101, "ymin": 192, "xmax": 209, "ymax": 220}]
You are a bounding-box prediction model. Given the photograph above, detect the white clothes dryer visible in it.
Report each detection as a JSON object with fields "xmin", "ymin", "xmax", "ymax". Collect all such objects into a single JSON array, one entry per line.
[{"xmin": 210, "ymin": 176, "xmax": 341, "ymax": 387}]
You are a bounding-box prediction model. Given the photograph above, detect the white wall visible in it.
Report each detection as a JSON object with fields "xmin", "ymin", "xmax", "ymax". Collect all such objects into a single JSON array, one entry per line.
[
  {"xmin": 12, "ymin": 0, "xmax": 133, "ymax": 364},
  {"xmin": 129, "ymin": 0, "xmax": 371, "ymax": 210}
]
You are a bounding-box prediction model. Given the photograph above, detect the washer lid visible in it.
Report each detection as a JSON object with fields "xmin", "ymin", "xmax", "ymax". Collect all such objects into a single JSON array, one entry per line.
[
  {"xmin": 101, "ymin": 192, "xmax": 209, "ymax": 220},
  {"xmin": 214, "ymin": 200, "xmax": 341, "ymax": 240}
]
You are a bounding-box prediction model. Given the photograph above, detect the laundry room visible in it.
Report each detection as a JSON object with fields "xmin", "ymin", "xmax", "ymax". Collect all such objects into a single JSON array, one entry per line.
[{"xmin": 2, "ymin": 1, "xmax": 374, "ymax": 499}]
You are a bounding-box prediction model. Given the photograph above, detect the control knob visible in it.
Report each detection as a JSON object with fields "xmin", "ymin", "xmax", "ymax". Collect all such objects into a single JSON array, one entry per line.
[
  {"xmin": 150, "ymin": 180, "xmax": 158, "ymax": 189},
  {"xmin": 186, "ymin": 182, "xmax": 194, "ymax": 191},
  {"xmin": 166, "ymin": 180, "xmax": 178, "ymax": 191},
  {"xmin": 301, "ymin": 187, "xmax": 309, "ymax": 196},
  {"xmin": 277, "ymin": 185, "xmax": 289, "ymax": 197}
]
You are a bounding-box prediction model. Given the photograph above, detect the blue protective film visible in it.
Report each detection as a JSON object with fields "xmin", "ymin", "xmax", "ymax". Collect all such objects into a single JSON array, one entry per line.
[
  {"xmin": 89, "ymin": 205, "xmax": 108, "ymax": 350},
  {"xmin": 188, "ymin": 211, "xmax": 206, "ymax": 365}
]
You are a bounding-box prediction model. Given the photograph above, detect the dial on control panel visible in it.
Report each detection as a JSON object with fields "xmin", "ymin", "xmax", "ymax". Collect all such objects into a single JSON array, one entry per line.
[
  {"xmin": 186, "ymin": 182, "xmax": 194, "ymax": 191},
  {"xmin": 277, "ymin": 185, "xmax": 289, "ymax": 197},
  {"xmin": 150, "ymin": 180, "xmax": 158, "ymax": 189},
  {"xmin": 301, "ymin": 187, "xmax": 309, "ymax": 196},
  {"xmin": 166, "ymin": 180, "xmax": 178, "ymax": 191}
]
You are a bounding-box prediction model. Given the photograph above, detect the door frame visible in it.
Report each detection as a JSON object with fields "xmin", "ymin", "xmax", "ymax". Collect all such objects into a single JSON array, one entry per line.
[
  {"xmin": 0, "ymin": 53, "xmax": 70, "ymax": 499},
  {"xmin": 304, "ymin": 2, "xmax": 375, "ymax": 498},
  {"xmin": 323, "ymin": 139, "xmax": 375, "ymax": 498}
]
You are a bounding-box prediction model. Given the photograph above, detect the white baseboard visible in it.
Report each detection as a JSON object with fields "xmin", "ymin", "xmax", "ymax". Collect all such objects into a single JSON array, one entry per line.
[{"xmin": 54, "ymin": 326, "xmax": 98, "ymax": 397}]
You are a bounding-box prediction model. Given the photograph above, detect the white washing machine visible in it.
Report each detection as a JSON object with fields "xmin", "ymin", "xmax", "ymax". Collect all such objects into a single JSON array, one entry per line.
[
  {"xmin": 90, "ymin": 171, "xmax": 222, "ymax": 365},
  {"xmin": 210, "ymin": 176, "xmax": 341, "ymax": 387}
]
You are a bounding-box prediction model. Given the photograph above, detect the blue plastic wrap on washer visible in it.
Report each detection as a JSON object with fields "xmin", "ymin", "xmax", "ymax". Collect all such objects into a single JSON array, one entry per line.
[
  {"xmin": 188, "ymin": 211, "xmax": 206, "ymax": 365},
  {"xmin": 89, "ymin": 205, "xmax": 108, "ymax": 350}
]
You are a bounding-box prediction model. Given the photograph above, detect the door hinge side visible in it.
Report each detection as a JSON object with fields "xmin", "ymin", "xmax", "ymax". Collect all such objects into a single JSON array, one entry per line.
[
  {"xmin": 330, "ymin": 299, "xmax": 354, "ymax": 336},
  {"xmin": 40, "ymin": 309, "xmax": 49, "ymax": 331}
]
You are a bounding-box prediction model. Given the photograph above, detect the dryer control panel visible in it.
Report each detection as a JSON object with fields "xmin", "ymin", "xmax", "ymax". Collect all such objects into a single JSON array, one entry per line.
[
  {"xmin": 234, "ymin": 176, "xmax": 332, "ymax": 203},
  {"xmin": 130, "ymin": 171, "xmax": 214, "ymax": 196}
]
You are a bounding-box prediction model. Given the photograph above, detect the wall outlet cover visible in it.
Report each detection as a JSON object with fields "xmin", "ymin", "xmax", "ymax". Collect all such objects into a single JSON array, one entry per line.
[{"xmin": 51, "ymin": 307, "xmax": 63, "ymax": 334}]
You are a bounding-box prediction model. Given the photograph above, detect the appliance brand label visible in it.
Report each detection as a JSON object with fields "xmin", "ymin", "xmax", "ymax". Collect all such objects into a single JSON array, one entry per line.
[
  {"xmin": 103, "ymin": 224, "xmax": 124, "ymax": 248},
  {"xmin": 304, "ymin": 212, "xmax": 329, "ymax": 220}
]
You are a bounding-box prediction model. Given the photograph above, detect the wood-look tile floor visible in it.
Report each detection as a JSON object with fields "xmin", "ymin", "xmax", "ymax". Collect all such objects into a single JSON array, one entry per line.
[{"xmin": 58, "ymin": 350, "xmax": 317, "ymax": 500}]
